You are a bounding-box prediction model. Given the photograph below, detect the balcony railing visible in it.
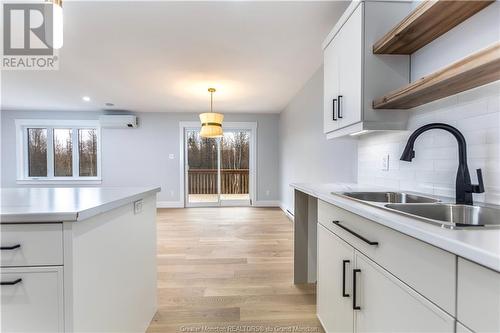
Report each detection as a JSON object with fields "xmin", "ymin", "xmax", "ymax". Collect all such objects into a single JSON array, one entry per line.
[{"xmin": 188, "ymin": 169, "xmax": 249, "ymax": 195}]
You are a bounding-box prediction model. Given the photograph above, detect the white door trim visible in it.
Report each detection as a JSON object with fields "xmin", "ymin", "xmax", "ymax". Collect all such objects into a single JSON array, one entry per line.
[{"xmin": 178, "ymin": 121, "xmax": 257, "ymax": 208}]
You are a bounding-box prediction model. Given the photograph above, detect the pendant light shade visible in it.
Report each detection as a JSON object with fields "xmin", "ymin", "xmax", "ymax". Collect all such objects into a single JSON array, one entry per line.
[{"xmin": 200, "ymin": 88, "xmax": 224, "ymax": 138}]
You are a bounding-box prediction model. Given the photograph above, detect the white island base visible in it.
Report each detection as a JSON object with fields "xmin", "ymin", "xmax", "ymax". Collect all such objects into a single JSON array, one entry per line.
[{"xmin": 1, "ymin": 188, "xmax": 159, "ymax": 333}]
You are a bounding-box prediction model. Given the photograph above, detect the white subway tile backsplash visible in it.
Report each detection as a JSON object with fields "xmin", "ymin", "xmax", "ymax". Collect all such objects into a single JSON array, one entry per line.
[{"xmin": 358, "ymin": 82, "xmax": 500, "ymax": 205}]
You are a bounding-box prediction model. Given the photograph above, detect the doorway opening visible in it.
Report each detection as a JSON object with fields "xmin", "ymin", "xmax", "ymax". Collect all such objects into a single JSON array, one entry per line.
[{"xmin": 181, "ymin": 122, "xmax": 256, "ymax": 207}]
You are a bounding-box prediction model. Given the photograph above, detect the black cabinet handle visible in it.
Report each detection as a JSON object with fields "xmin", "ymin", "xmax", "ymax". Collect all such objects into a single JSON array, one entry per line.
[
  {"xmin": 1, "ymin": 244, "xmax": 21, "ymax": 250},
  {"xmin": 332, "ymin": 99, "xmax": 337, "ymax": 121},
  {"xmin": 338, "ymin": 95, "xmax": 343, "ymax": 118},
  {"xmin": 353, "ymin": 269, "xmax": 361, "ymax": 310},
  {"xmin": 332, "ymin": 221, "xmax": 379, "ymax": 246},
  {"xmin": 1, "ymin": 278, "xmax": 22, "ymax": 286},
  {"xmin": 342, "ymin": 260, "xmax": 350, "ymax": 297}
]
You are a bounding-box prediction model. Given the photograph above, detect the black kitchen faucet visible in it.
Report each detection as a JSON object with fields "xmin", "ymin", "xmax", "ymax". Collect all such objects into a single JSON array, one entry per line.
[{"xmin": 400, "ymin": 123, "xmax": 485, "ymax": 205}]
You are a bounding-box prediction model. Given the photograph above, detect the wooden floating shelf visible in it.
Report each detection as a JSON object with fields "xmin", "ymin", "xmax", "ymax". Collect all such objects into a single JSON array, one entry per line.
[
  {"xmin": 373, "ymin": 0, "xmax": 494, "ymax": 55},
  {"xmin": 373, "ymin": 43, "xmax": 500, "ymax": 110}
]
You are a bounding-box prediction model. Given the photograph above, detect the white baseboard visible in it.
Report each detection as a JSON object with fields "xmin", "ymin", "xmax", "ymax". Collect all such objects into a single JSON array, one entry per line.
[
  {"xmin": 280, "ymin": 204, "xmax": 294, "ymax": 221},
  {"xmin": 252, "ymin": 200, "xmax": 281, "ymax": 207},
  {"xmin": 157, "ymin": 200, "xmax": 184, "ymax": 208}
]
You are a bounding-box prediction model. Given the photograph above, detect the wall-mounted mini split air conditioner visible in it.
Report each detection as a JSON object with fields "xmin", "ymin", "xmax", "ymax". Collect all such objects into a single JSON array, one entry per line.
[{"xmin": 99, "ymin": 115, "xmax": 138, "ymax": 128}]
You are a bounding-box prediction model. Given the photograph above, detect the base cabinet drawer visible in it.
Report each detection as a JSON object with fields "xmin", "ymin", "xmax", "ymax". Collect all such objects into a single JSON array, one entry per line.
[
  {"xmin": 1, "ymin": 224, "xmax": 63, "ymax": 267},
  {"xmin": 457, "ymin": 258, "xmax": 500, "ymax": 333},
  {"xmin": 318, "ymin": 200, "xmax": 456, "ymax": 314},
  {"xmin": 1, "ymin": 266, "xmax": 64, "ymax": 333},
  {"xmin": 355, "ymin": 253, "xmax": 454, "ymax": 333}
]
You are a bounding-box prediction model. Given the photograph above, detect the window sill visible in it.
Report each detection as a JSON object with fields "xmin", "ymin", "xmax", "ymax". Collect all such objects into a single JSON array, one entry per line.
[{"xmin": 16, "ymin": 179, "xmax": 102, "ymax": 185}]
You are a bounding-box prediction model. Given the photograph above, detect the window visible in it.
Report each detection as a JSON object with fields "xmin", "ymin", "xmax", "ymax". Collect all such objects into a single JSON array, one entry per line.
[{"xmin": 16, "ymin": 120, "xmax": 101, "ymax": 183}]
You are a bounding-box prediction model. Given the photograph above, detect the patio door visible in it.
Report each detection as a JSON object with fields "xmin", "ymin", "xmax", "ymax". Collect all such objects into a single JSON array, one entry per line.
[{"xmin": 184, "ymin": 126, "xmax": 252, "ymax": 207}]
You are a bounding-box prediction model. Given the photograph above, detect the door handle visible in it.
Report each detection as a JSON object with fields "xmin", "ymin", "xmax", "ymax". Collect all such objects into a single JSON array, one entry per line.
[
  {"xmin": 338, "ymin": 95, "xmax": 343, "ymax": 118},
  {"xmin": 0, "ymin": 244, "xmax": 21, "ymax": 250},
  {"xmin": 1, "ymin": 278, "xmax": 22, "ymax": 286},
  {"xmin": 332, "ymin": 99, "xmax": 337, "ymax": 121},
  {"xmin": 332, "ymin": 221, "xmax": 379, "ymax": 246},
  {"xmin": 353, "ymin": 269, "xmax": 361, "ymax": 310},
  {"xmin": 342, "ymin": 260, "xmax": 350, "ymax": 297}
]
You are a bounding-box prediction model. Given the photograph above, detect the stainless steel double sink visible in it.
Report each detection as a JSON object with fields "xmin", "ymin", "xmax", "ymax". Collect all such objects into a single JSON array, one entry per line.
[{"xmin": 337, "ymin": 191, "xmax": 500, "ymax": 229}]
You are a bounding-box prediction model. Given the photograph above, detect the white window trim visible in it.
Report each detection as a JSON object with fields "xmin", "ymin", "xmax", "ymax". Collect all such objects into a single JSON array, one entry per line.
[{"xmin": 15, "ymin": 119, "xmax": 102, "ymax": 184}]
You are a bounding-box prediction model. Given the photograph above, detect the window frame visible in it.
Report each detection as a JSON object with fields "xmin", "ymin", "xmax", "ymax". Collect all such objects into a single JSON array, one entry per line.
[{"xmin": 16, "ymin": 119, "xmax": 102, "ymax": 184}]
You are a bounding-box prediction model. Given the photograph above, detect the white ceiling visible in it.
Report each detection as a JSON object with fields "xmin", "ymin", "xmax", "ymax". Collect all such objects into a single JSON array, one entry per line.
[{"xmin": 1, "ymin": 1, "xmax": 349, "ymax": 113}]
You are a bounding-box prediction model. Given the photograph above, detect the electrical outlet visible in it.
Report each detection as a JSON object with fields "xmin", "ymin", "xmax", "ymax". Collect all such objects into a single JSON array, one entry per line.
[
  {"xmin": 170, "ymin": 190, "xmax": 174, "ymax": 197},
  {"xmin": 168, "ymin": 154, "xmax": 175, "ymax": 159},
  {"xmin": 265, "ymin": 190, "xmax": 270, "ymax": 196},
  {"xmin": 382, "ymin": 154, "xmax": 390, "ymax": 171},
  {"xmin": 134, "ymin": 200, "xmax": 143, "ymax": 214}
]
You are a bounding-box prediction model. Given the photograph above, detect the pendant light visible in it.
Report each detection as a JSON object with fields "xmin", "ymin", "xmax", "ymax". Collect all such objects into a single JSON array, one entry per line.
[
  {"xmin": 199, "ymin": 88, "xmax": 224, "ymax": 138},
  {"xmin": 46, "ymin": 0, "xmax": 64, "ymax": 49}
]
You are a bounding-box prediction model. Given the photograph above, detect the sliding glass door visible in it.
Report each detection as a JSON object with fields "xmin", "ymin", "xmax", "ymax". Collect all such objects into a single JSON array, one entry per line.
[{"xmin": 185, "ymin": 127, "xmax": 251, "ymax": 207}]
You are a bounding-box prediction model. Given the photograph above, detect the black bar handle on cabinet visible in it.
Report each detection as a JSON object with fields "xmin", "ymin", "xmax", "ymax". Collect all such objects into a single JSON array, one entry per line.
[
  {"xmin": 353, "ymin": 269, "xmax": 361, "ymax": 310},
  {"xmin": 338, "ymin": 95, "xmax": 343, "ymax": 118},
  {"xmin": 342, "ymin": 260, "xmax": 350, "ymax": 297},
  {"xmin": 0, "ymin": 244, "xmax": 21, "ymax": 250},
  {"xmin": 332, "ymin": 221, "xmax": 379, "ymax": 246},
  {"xmin": 1, "ymin": 278, "xmax": 22, "ymax": 286},
  {"xmin": 332, "ymin": 99, "xmax": 337, "ymax": 121}
]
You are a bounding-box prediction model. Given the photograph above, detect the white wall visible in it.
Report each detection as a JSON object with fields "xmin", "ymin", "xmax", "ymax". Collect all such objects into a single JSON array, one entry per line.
[
  {"xmin": 0, "ymin": 111, "xmax": 280, "ymax": 206},
  {"xmin": 279, "ymin": 67, "xmax": 358, "ymax": 214},
  {"xmin": 357, "ymin": 2, "xmax": 500, "ymax": 205}
]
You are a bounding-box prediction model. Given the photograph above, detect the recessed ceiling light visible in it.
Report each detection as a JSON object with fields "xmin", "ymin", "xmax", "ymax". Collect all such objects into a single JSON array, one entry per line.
[{"xmin": 82, "ymin": 96, "xmax": 91, "ymax": 102}]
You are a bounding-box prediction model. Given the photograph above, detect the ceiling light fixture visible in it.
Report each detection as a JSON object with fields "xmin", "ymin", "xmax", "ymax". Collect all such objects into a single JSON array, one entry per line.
[
  {"xmin": 47, "ymin": 0, "xmax": 63, "ymax": 49},
  {"xmin": 199, "ymin": 88, "xmax": 224, "ymax": 138},
  {"xmin": 82, "ymin": 96, "xmax": 91, "ymax": 102}
]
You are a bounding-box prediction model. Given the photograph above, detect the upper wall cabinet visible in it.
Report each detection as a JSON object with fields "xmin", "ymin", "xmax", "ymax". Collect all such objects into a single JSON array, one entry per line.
[{"xmin": 323, "ymin": 1, "xmax": 412, "ymax": 139}]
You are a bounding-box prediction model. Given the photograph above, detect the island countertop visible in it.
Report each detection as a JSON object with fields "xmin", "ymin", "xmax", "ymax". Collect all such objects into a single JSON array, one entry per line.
[
  {"xmin": 0, "ymin": 187, "xmax": 161, "ymax": 223},
  {"xmin": 291, "ymin": 182, "xmax": 500, "ymax": 272}
]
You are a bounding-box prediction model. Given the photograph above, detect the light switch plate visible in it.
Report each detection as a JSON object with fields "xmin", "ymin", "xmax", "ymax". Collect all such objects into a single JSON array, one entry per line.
[
  {"xmin": 134, "ymin": 200, "xmax": 143, "ymax": 214},
  {"xmin": 168, "ymin": 154, "xmax": 175, "ymax": 159},
  {"xmin": 382, "ymin": 154, "xmax": 390, "ymax": 171}
]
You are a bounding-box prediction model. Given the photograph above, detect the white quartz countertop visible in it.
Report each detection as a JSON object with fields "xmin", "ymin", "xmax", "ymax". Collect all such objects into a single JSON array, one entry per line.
[
  {"xmin": 291, "ymin": 182, "xmax": 500, "ymax": 272},
  {"xmin": 0, "ymin": 187, "xmax": 161, "ymax": 223}
]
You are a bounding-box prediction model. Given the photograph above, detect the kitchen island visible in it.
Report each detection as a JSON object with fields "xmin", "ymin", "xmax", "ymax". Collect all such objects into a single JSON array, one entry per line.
[
  {"xmin": 0, "ymin": 187, "xmax": 160, "ymax": 333},
  {"xmin": 292, "ymin": 183, "xmax": 500, "ymax": 333}
]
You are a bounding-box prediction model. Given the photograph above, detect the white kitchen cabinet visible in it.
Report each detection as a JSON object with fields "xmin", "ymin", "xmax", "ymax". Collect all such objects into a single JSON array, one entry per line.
[
  {"xmin": 323, "ymin": 33, "xmax": 340, "ymax": 134},
  {"xmin": 318, "ymin": 200, "xmax": 456, "ymax": 314},
  {"xmin": 317, "ymin": 220, "xmax": 454, "ymax": 333},
  {"xmin": 354, "ymin": 253, "xmax": 454, "ymax": 333},
  {"xmin": 1, "ymin": 266, "xmax": 64, "ymax": 333},
  {"xmin": 322, "ymin": 1, "xmax": 411, "ymax": 138},
  {"xmin": 1, "ymin": 223, "xmax": 63, "ymax": 267},
  {"xmin": 457, "ymin": 257, "xmax": 500, "ymax": 333},
  {"xmin": 317, "ymin": 224, "xmax": 354, "ymax": 332},
  {"xmin": 336, "ymin": 3, "xmax": 362, "ymax": 129}
]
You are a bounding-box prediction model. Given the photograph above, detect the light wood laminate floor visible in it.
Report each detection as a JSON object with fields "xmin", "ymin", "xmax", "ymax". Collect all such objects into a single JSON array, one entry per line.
[{"xmin": 147, "ymin": 207, "xmax": 322, "ymax": 333}]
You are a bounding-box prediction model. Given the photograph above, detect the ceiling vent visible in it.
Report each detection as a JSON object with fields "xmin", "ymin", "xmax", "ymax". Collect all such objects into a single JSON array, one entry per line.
[{"xmin": 99, "ymin": 115, "xmax": 137, "ymax": 128}]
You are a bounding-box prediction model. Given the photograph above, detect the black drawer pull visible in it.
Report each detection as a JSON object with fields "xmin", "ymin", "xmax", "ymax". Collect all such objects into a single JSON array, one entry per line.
[
  {"xmin": 332, "ymin": 221, "xmax": 379, "ymax": 246},
  {"xmin": 1, "ymin": 278, "xmax": 22, "ymax": 286},
  {"xmin": 332, "ymin": 99, "xmax": 337, "ymax": 121},
  {"xmin": 338, "ymin": 95, "xmax": 343, "ymax": 118},
  {"xmin": 342, "ymin": 260, "xmax": 350, "ymax": 297},
  {"xmin": 1, "ymin": 244, "xmax": 21, "ymax": 250},
  {"xmin": 353, "ymin": 269, "xmax": 361, "ymax": 310}
]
